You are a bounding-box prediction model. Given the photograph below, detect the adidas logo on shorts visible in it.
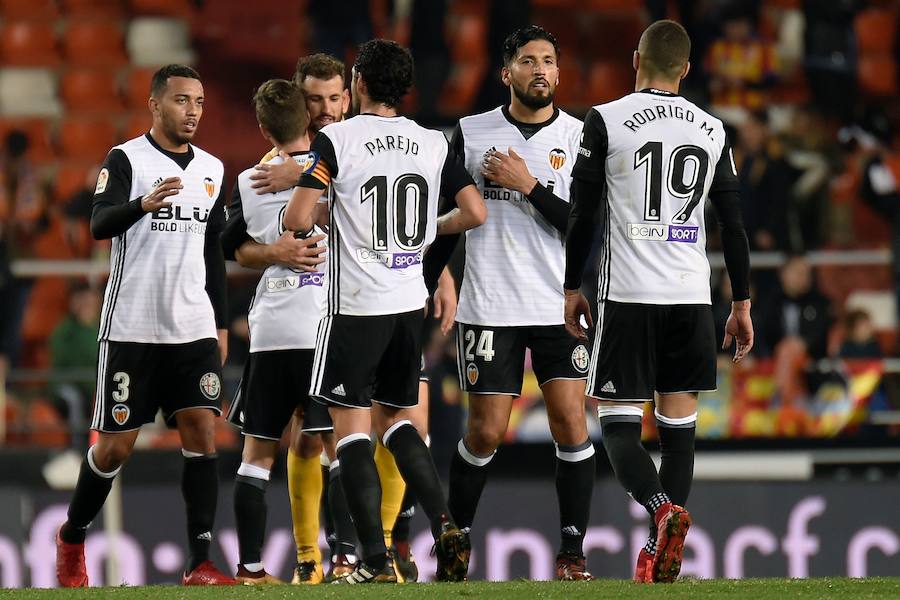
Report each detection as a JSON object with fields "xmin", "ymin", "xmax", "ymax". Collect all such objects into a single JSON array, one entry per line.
[
  {"xmin": 196, "ymin": 531, "xmax": 212, "ymax": 541},
  {"xmin": 601, "ymin": 381, "xmax": 616, "ymax": 393},
  {"xmin": 332, "ymin": 384, "xmax": 346, "ymax": 396}
]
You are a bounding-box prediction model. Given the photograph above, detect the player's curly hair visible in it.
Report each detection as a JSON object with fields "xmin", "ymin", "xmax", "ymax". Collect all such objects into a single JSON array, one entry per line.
[
  {"xmin": 502, "ymin": 25, "xmax": 560, "ymax": 66},
  {"xmin": 150, "ymin": 64, "xmax": 200, "ymax": 97},
  {"xmin": 353, "ymin": 39, "xmax": 414, "ymax": 108},
  {"xmin": 253, "ymin": 79, "xmax": 308, "ymax": 145}
]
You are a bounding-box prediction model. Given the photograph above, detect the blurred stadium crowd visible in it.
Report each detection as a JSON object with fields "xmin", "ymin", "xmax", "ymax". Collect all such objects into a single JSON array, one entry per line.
[{"xmin": 0, "ymin": 0, "xmax": 899, "ymax": 454}]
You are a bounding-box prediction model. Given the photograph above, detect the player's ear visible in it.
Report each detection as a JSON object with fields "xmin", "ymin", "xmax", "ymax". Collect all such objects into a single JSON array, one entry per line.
[
  {"xmin": 500, "ymin": 65, "xmax": 511, "ymax": 86},
  {"xmin": 148, "ymin": 95, "xmax": 159, "ymax": 118},
  {"xmin": 258, "ymin": 123, "xmax": 272, "ymax": 145},
  {"xmin": 633, "ymin": 50, "xmax": 640, "ymax": 72},
  {"xmin": 681, "ymin": 61, "xmax": 691, "ymax": 81},
  {"xmin": 341, "ymin": 88, "xmax": 350, "ymax": 114}
]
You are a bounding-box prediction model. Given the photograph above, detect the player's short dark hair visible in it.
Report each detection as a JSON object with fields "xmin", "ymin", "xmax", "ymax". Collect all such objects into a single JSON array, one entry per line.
[
  {"xmin": 294, "ymin": 53, "xmax": 346, "ymax": 85},
  {"xmin": 150, "ymin": 64, "xmax": 201, "ymax": 97},
  {"xmin": 501, "ymin": 25, "xmax": 560, "ymax": 66},
  {"xmin": 253, "ymin": 79, "xmax": 308, "ymax": 145},
  {"xmin": 637, "ymin": 20, "xmax": 691, "ymax": 80},
  {"xmin": 353, "ymin": 39, "xmax": 413, "ymax": 108}
]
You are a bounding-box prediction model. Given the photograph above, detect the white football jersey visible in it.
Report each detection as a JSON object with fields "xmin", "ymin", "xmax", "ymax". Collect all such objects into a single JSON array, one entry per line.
[
  {"xmin": 304, "ymin": 114, "xmax": 468, "ymax": 316},
  {"xmin": 97, "ymin": 134, "xmax": 225, "ymax": 344},
  {"xmin": 454, "ymin": 106, "xmax": 582, "ymax": 326},
  {"xmin": 235, "ymin": 152, "xmax": 326, "ymax": 352},
  {"xmin": 575, "ymin": 90, "xmax": 738, "ymax": 305}
]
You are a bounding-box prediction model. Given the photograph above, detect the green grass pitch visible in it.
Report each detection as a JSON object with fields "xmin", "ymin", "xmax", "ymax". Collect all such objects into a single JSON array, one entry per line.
[{"xmin": 3, "ymin": 579, "xmax": 900, "ymax": 600}]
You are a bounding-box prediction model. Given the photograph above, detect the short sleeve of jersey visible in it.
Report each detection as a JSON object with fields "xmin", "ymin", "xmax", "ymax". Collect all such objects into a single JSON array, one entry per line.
[
  {"xmin": 207, "ymin": 183, "xmax": 228, "ymax": 235},
  {"xmin": 439, "ymin": 138, "xmax": 475, "ymax": 200},
  {"xmin": 449, "ymin": 123, "xmax": 465, "ymax": 163},
  {"xmin": 299, "ymin": 132, "xmax": 339, "ymax": 190},
  {"xmin": 709, "ymin": 136, "xmax": 740, "ymax": 195},
  {"xmin": 93, "ymin": 148, "xmax": 133, "ymax": 206},
  {"xmin": 571, "ymin": 108, "xmax": 608, "ymax": 183}
]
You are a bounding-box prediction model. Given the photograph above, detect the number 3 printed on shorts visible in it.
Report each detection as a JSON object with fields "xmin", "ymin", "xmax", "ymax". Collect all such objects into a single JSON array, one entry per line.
[
  {"xmin": 464, "ymin": 329, "xmax": 496, "ymax": 362},
  {"xmin": 112, "ymin": 371, "xmax": 130, "ymax": 402}
]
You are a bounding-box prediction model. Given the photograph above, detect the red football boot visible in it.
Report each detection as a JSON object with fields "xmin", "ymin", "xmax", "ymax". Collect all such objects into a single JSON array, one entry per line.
[
  {"xmin": 633, "ymin": 547, "xmax": 653, "ymax": 583},
  {"xmin": 182, "ymin": 560, "xmax": 237, "ymax": 585},
  {"xmin": 650, "ymin": 503, "xmax": 692, "ymax": 583},
  {"xmin": 56, "ymin": 527, "xmax": 88, "ymax": 588}
]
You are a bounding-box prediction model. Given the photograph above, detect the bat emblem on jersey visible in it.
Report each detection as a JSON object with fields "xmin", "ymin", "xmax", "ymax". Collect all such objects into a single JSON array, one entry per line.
[
  {"xmin": 111, "ymin": 404, "xmax": 130, "ymax": 425},
  {"xmin": 466, "ymin": 363, "xmax": 479, "ymax": 386},
  {"xmin": 549, "ymin": 148, "xmax": 567, "ymax": 170},
  {"xmin": 203, "ymin": 177, "xmax": 215, "ymax": 198}
]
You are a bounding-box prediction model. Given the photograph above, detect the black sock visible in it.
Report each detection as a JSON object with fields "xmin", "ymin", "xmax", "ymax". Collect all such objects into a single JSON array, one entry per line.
[
  {"xmin": 392, "ymin": 488, "xmax": 417, "ymax": 544},
  {"xmin": 384, "ymin": 423, "xmax": 450, "ymax": 539},
  {"xmin": 233, "ymin": 469, "xmax": 268, "ymax": 566},
  {"xmin": 321, "ymin": 464, "xmax": 336, "ymax": 557},
  {"xmin": 555, "ymin": 440, "xmax": 596, "ymax": 556},
  {"xmin": 599, "ymin": 417, "xmax": 667, "ymax": 513},
  {"xmin": 328, "ymin": 462, "xmax": 358, "ymax": 556},
  {"xmin": 60, "ymin": 449, "xmax": 118, "ymax": 544},
  {"xmin": 182, "ymin": 453, "xmax": 219, "ymax": 572},
  {"xmin": 657, "ymin": 416, "xmax": 696, "ymax": 507},
  {"xmin": 337, "ymin": 437, "xmax": 386, "ymax": 569},
  {"xmin": 447, "ymin": 438, "xmax": 492, "ymax": 531}
]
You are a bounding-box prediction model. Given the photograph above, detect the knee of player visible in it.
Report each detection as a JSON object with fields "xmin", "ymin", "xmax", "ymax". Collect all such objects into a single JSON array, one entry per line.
[
  {"xmin": 465, "ymin": 428, "xmax": 503, "ymax": 456},
  {"xmin": 92, "ymin": 439, "xmax": 134, "ymax": 471},
  {"xmin": 297, "ymin": 432, "xmax": 324, "ymax": 459}
]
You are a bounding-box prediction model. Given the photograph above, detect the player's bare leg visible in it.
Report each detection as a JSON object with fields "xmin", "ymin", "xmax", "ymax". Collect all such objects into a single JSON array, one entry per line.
[
  {"xmin": 448, "ymin": 392, "xmax": 513, "ymax": 535},
  {"xmin": 328, "ymin": 406, "xmax": 396, "ymax": 583},
  {"xmin": 57, "ymin": 429, "xmax": 140, "ymax": 587},
  {"xmin": 286, "ymin": 409, "xmax": 325, "ymax": 584},
  {"xmin": 233, "ymin": 434, "xmax": 284, "ymax": 584},
  {"xmin": 542, "ymin": 379, "xmax": 596, "ymax": 581},
  {"xmin": 373, "ymin": 403, "xmax": 468, "ymax": 582},
  {"xmin": 175, "ymin": 407, "xmax": 236, "ymax": 585}
]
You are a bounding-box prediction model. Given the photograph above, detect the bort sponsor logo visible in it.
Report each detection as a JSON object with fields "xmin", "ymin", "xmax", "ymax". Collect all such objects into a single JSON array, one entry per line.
[
  {"xmin": 356, "ymin": 248, "xmax": 422, "ymax": 269},
  {"xmin": 627, "ymin": 223, "xmax": 698, "ymax": 243}
]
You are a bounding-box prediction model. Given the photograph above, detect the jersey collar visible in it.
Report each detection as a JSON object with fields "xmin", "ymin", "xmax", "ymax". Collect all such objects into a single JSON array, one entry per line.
[
  {"xmin": 638, "ymin": 88, "xmax": 680, "ymax": 97},
  {"xmin": 145, "ymin": 133, "xmax": 194, "ymax": 170},
  {"xmin": 501, "ymin": 105, "xmax": 559, "ymax": 141}
]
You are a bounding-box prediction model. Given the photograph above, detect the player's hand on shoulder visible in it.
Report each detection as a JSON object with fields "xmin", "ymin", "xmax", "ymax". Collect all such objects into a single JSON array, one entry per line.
[
  {"xmin": 141, "ymin": 176, "xmax": 180, "ymax": 212},
  {"xmin": 272, "ymin": 230, "xmax": 326, "ymax": 272},
  {"xmin": 481, "ymin": 147, "xmax": 538, "ymax": 195},
  {"xmin": 723, "ymin": 299, "xmax": 753, "ymax": 363},
  {"xmin": 251, "ymin": 151, "xmax": 303, "ymax": 195},
  {"xmin": 563, "ymin": 288, "xmax": 593, "ymax": 342}
]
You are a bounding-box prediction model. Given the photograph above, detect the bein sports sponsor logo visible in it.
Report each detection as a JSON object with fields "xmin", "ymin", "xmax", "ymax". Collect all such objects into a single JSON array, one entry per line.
[
  {"xmin": 356, "ymin": 248, "xmax": 423, "ymax": 270},
  {"xmin": 627, "ymin": 223, "xmax": 699, "ymax": 243},
  {"xmin": 265, "ymin": 273, "xmax": 323, "ymax": 293}
]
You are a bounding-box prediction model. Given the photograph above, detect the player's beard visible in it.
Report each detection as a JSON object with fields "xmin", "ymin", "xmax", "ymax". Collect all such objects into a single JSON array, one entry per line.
[
  {"xmin": 162, "ymin": 112, "xmax": 194, "ymax": 146},
  {"xmin": 511, "ymin": 80, "xmax": 555, "ymax": 110}
]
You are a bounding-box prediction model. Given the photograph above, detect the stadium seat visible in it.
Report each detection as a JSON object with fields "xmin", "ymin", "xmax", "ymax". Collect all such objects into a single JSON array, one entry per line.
[
  {"xmin": 58, "ymin": 116, "xmax": 117, "ymax": 161},
  {"xmin": 0, "ymin": 22, "xmax": 60, "ymax": 66},
  {"xmin": 0, "ymin": 118, "xmax": 55, "ymax": 162},
  {"xmin": 124, "ymin": 67, "xmax": 155, "ymax": 109},
  {"xmin": 62, "ymin": 21, "xmax": 128, "ymax": 67},
  {"xmin": 61, "ymin": 68, "xmax": 124, "ymax": 113},
  {"xmin": 128, "ymin": 0, "xmax": 194, "ymax": 17},
  {"xmin": 0, "ymin": 0, "xmax": 59, "ymax": 20},
  {"xmin": 27, "ymin": 399, "xmax": 69, "ymax": 448},
  {"xmin": 858, "ymin": 55, "xmax": 898, "ymax": 97},
  {"xmin": 53, "ymin": 162, "xmax": 92, "ymax": 204},
  {"xmin": 450, "ymin": 15, "xmax": 487, "ymax": 62},
  {"xmin": 552, "ymin": 61, "xmax": 585, "ymax": 109},
  {"xmin": 587, "ymin": 61, "xmax": 634, "ymax": 105},
  {"xmin": 122, "ymin": 111, "xmax": 151, "ymax": 140},
  {"xmin": 0, "ymin": 69, "xmax": 62, "ymax": 118},
  {"xmin": 439, "ymin": 62, "xmax": 487, "ymax": 116},
  {"xmin": 127, "ymin": 17, "xmax": 195, "ymax": 67},
  {"xmin": 61, "ymin": 0, "xmax": 126, "ymax": 19},
  {"xmin": 855, "ymin": 8, "xmax": 897, "ymax": 54}
]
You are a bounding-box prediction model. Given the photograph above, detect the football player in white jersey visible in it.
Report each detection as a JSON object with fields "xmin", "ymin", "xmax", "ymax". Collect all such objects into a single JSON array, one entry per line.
[
  {"xmin": 444, "ymin": 26, "xmax": 596, "ymax": 581},
  {"xmin": 284, "ymin": 39, "xmax": 486, "ymax": 583},
  {"xmin": 564, "ymin": 20, "xmax": 754, "ymax": 584},
  {"xmin": 56, "ymin": 65, "xmax": 235, "ymax": 587}
]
